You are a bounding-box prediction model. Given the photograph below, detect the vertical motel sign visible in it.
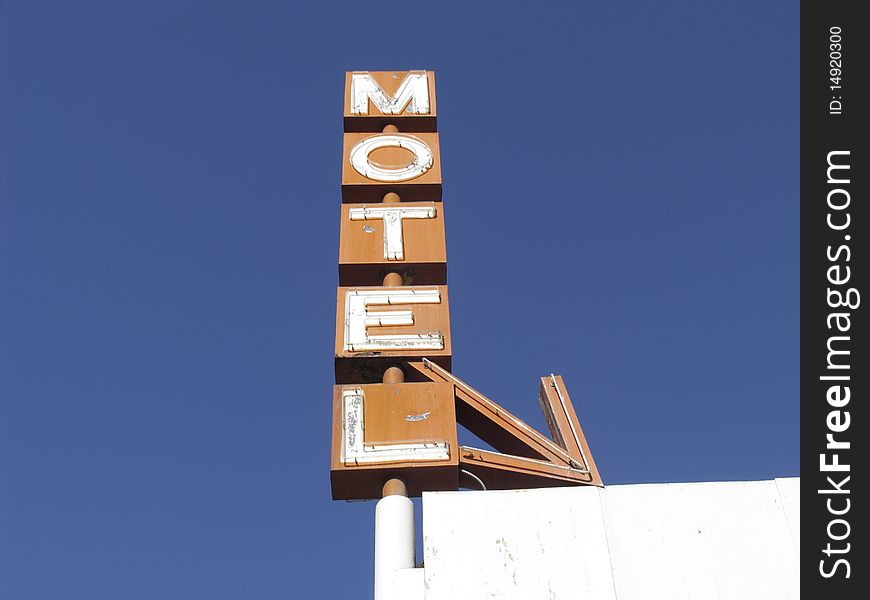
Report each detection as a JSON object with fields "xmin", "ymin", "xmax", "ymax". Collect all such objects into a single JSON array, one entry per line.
[{"xmin": 331, "ymin": 71, "xmax": 603, "ymax": 501}]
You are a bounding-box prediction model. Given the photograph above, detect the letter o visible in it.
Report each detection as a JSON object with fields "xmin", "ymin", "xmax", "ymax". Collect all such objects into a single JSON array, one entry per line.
[
  {"xmin": 827, "ymin": 518, "xmax": 850, "ymax": 541},
  {"xmin": 827, "ymin": 189, "xmax": 851, "ymax": 210},
  {"xmin": 349, "ymin": 134, "xmax": 434, "ymax": 182}
]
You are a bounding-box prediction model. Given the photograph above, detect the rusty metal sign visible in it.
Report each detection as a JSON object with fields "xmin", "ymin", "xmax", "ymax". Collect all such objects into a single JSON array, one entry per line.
[{"xmin": 330, "ymin": 70, "xmax": 602, "ymax": 501}]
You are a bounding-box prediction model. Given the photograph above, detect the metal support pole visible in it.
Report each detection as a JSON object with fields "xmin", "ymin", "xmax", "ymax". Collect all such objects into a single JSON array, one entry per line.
[
  {"xmin": 382, "ymin": 271, "xmax": 403, "ymax": 287},
  {"xmin": 374, "ymin": 479, "xmax": 414, "ymax": 600},
  {"xmin": 374, "ymin": 147, "xmax": 411, "ymax": 600},
  {"xmin": 382, "ymin": 366, "xmax": 405, "ymax": 384}
]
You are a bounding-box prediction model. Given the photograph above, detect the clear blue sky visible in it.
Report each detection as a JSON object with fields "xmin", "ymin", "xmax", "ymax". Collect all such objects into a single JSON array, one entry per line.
[{"xmin": 1, "ymin": 2, "xmax": 798, "ymax": 598}]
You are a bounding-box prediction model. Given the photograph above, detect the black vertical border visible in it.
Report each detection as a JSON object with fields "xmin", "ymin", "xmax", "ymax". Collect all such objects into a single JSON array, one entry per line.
[{"xmin": 801, "ymin": 1, "xmax": 867, "ymax": 596}]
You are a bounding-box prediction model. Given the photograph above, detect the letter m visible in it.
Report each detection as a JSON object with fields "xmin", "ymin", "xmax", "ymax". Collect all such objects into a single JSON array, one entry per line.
[
  {"xmin": 350, "ymin": 71, "xmax": 430, "ymax": 115},
  {"xmin": 827, "ymin": 150, "xmax": 851, "ymax": 184},
  {"xmin": 826, "ymin": 336, "xmax": 850, "ymax": 370}
]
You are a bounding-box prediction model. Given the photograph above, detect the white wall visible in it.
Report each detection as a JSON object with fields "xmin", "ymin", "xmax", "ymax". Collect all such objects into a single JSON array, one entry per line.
[{"xmin": 420, "ymin": 478, "xmax": 799, "ymax": 600}]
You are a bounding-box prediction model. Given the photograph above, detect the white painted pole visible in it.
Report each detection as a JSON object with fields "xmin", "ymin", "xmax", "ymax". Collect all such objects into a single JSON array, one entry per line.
[{"xmin": 374, "ymin": 493, "xmax": 415, "ymax": 600}]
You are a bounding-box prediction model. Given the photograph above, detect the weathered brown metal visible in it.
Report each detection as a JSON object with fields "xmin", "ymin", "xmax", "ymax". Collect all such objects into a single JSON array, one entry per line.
[
  {"xmin": 330, "ymin": 382, "xmax": 459, "ymax": 500},
  {"xmin": 331, "ymin": 69, "xmax": 603, "ymax": 500},
  {"xmin": 382, "ymin": 366, "xmax": 405, "ymax": 384},
  {"xmin": 334, "ymin": 286, "xmax": 452, "ymax": 384},
  {"xmin": 338, "ymin": 201, "xmax": 447, "ymax": 286},
  {"xmin": 343, "ymin": 70, "xmax": 437, "ymax": 133},
  {"xmin": 539, "ymin": 374, "xmax": 603, "ymax": 486},
  {"xmin": 405, "ymin": 359, "xmax": 604, "ymax": 490},
  {"xmin": 382, "ymin": 478, "xmax": 407, "ymax": 497},
  {"xmin": 382, "ymin": 272, "xmax": 403, "ymax": 287},
  {"xmin": 331, "ymin": 70, "xmax": 453, "ymax": 501},
  {"xmin": 405, "ymin": 360, "xmax": 577, "ymax": 466},
  {"xmin": 341, "ymin": 132, "xmax": 442, "ymax": 203},
  {"xmin": 458, "ymin": 446, "xmax": 593, "ymax": 490}
]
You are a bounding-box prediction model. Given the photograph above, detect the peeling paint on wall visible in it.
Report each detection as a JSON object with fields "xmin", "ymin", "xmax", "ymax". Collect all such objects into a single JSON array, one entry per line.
[{"xmin": 421, "ymin": 478, "xmax": 800, "ymax": 600}]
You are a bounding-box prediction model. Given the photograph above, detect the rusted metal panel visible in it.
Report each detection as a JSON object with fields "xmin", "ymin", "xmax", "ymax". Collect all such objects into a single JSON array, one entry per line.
[
  {"xmin": 341, "ymin": 132, "xmax": 442, "ymax": 202},
  {"xmin": 338, "ymin": 201, "xmax": 447, "ymax": 286},
  {"xmin": 406, "ymin": 360, "xmax": 577, "ymax": 466},
  {"xmin": 458, "ymin": 446, "xmax": 590, "ymax": 490},
  {"xmin": 344, "ymin": 70, "xmax": 437, "ymax": 133},
  {"xmin": 332, "ymin": 69, "xmax": 455, "ymax": 502},
  {"xmin": 404, "ymin": 360, "xmax": 602, "ymax": 490},
  {"xmin": 335, "ymin": 287, "xmax": 452, "ymax": 384},
  {"xmin": 538, "ymin": 374, "xmax": 603, "ymax": 486},
  {"xmin": 330, "ymin": 382, "xmax": 459, "ymax": 500}
]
